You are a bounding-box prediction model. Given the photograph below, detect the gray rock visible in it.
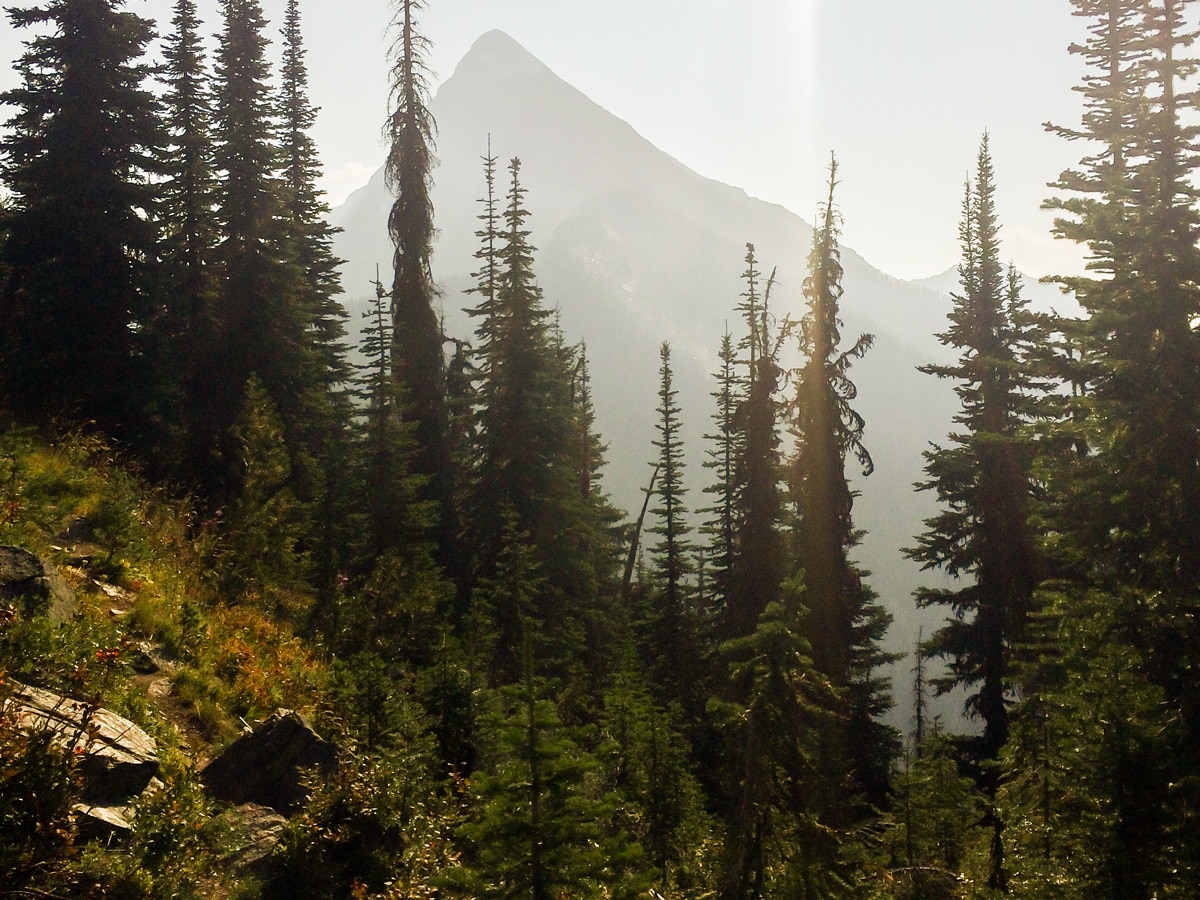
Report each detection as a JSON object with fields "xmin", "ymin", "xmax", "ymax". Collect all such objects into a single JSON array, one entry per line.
[
  {"xmin": 73, "ymin": 802, "xmax": 134, "ymax": 842},
  {"xmin": 6, "ymin": 682, "xmax": 159, "ymax": 804},
  {"xmin": 0, "ymin": 545, "xmax": 76, "ymax": 621},
  {"xmin": 200, "ymin": 709, "xmax": 338, "ymax": 815},
  {"xmin": 0, "ymin": 545, "xmax": 42, "ymax": 582},
  {"xmin": 220, "ymin": 802, "xmax": 288, "ymax": 872}
]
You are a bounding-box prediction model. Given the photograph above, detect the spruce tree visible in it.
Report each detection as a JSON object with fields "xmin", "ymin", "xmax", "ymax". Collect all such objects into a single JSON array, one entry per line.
[
  {"xmin": 195, "ymin": 0, "xmax": 319, "ymax": 497},
  {"xmin": 1004, "ymin": 3, "xmax": 1200, "ymax": 891},
  {"xmin": 789, "ymin": 158, "xmax": 896, "ymax": 811},
  {"xmin": 600, "ymin": 675, "xmax": 719, "ymax": 893},
  {"xmin": 154, "ymin": 0, "xmax": 216, "ymax": 393},
  {"xmin": 385, "ymin": 0, "xmax": 455, "ymax": 562},
  {"xmin": 0, "ymin": 0, "xmax": 164, "ymax": 440},
  {"xmin": 723, "ymin": 245, "xmax": 787, "ymax": 641},
  {"xmin": 449, "ymin": 654, "xmax": 646, "ymax": 897},
  {"xmin": 158, "ymin": 0, "xmax": 215, "ymax": 328},
  {"xmin": 714, "ymin": 597, "xmax": 845, "ymax": 899},
  {"xmin": 277, "ymin": 0, "xmax": 349, "ymax": 395},
  {"xmin": 350, "ymin": 273, "xmax": 426, "ymax": 570},
  {"xmin": 906, "ymin": 135, "xmax": 1045, "ymax": 888},
  {"xmin": 646, "ymin": 341, "xmax": 695, "ymax": 704},
  {"xmin": 790, "ymin": 162, "xmax": 875, "ymax": 687},
  {"xmin": 465, "ymin": 158, "xmax": 619, "ymax": 684},
  {"xmin": 701, "ymin": 328, "xmax": 741, "ymax": 620},
  {"xmin": 277, "ymin": 0, "xmax": 352, "ymax": 598}
]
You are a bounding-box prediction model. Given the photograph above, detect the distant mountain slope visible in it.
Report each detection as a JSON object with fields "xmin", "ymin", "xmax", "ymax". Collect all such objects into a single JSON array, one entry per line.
[
  {"xmin": 913, "ymin": 265, "xmax": 1081, "ymax": 318},
  {"xmin": 330, "ymin": 30, "xmax": 990, "ymax": 724}
]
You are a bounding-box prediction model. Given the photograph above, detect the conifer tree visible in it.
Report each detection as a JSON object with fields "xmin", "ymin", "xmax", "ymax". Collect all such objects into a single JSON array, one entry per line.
[
  {"xmin": 1040, "ymin": 0, "xmax": 1200, "ymax": 608},
  {"xmin": 714, "ymin": 596, "xmax": 845, "ymax": 899},
  {"xmin": 723, "ymin": 246, "xmax": 787, "ymax": 640},
  {"xmin": 600, "ymin": 675, "xmax": 719, "ymax": 893},
  {"xmin": 701, "ymin": 329, "xmax": 741, "ymax": 619},
  {"xmin": 646, "ymin": 341, "xmax": 695, "ymax": 703},
  {"xmin": 465, "ymin": 158, "xmax": 619, "ymax": 682},
  {"xmin": 789, "ymin": 158, "xmax": 896, "ymax": 811},
  {"xmin": 276, "ymin": 0, "xmax": 352, "ymax": 597},
  {"xmin": 1003, "ymin": 2, "xmax": 1200, "ymax": 890},
  {"xmin": 790, "ymin": 162, "xmax": 876, "ymax": 687},
  {"xmin": 385, "ymin": 0, "xmax": 455, "ymax": 560},
  {"xmin": 450, "ymin": 664, "xmax": 646, "ymax": 898},
  {"xmin": 195, "ymin": 0, "xmax": 318, "ymax": 496},
  {"xmin": 278, "ymin": 0, "xmax": 349, "ymax": 395},
  {"xmin": 157, "ymin": 0, "xmax": 216, "ymax": 363},
  {"xmin": 0, "ymin": 0, "xmax": 164, "ymax": 440},
  {"xmin": 350, "ymin": 272, "xmax": 426, "ymax": 569},
  {"xmin": 906, "ymin": 135, "xmax": 1045, "ymax": 888}
]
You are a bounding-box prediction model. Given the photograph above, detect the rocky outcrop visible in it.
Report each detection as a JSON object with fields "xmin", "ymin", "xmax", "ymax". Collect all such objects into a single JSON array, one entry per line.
[
  {"xmin": 200, "ymin": 710, "xmax": 338, "ymax": 815},
  {"xmin": 0, "ymin": 545, "xmax": 76, "ymax": 621},
  {"xmin": 6, "ymin": 682, "xmax": 159, "ymax": 804}
]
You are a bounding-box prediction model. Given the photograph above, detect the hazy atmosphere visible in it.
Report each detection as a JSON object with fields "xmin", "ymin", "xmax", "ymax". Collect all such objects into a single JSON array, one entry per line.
[
  {"xmin": 3, "ymin": 0, "xmax": 1086, "ymax": 279},
  {"xmin": 3, "ymin": 1, "xmax": 1195, "ymax": 896}
]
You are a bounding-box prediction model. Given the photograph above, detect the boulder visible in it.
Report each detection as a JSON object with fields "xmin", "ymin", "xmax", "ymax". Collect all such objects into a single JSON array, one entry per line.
[
  {"xmin": 6, "ymin": 682, "xmax": 159, "ymax": 804},
  {"xmin": 219, "ymin": 802, "xmax": 289, "ymax": 872},
  {"xmin": 200, "ymin": 709, "xmax": 338, "ymax": 815},
  {"xmin": 0, "ymin": 544, "xmax": 42, "ymax": 583},
  {"xmin": 0, "ymin": 545, "xmax": 76, "ymax": 621},
  {"xmin": 73, "ymin": 802, "xmax": 134, "ymax": 842}
]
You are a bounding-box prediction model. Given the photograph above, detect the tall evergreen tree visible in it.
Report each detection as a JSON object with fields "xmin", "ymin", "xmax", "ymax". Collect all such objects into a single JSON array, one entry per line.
[
  {"xmin": 714, "ymin": 597, "xmax": 845, "ymax": 899},
  {"xmin": 789, "ymin": 158, "xmax": 896, "ymax": 811},
  {"xmin": 385, "ymin": 0, "xmax": 455, "ymax": 561},
  {"xmin": 350, "ymin": 273, "xmax": 426, "ymax": 570},
  {"xmin": 646, "ymin": 341, "xmax": 695, "ymax": 704},
  {"xmin": 790, "ymin": 159, "xmax": 876, "ymax": 688},
  {"xmin": 276, "ymin": 0, "xmax": 352, "ymax": 597},
  {"xmin": 1003, "ymin": 3, "xmax": 1200, "ymax": 892},
  {"xmin": 701, "ymin": 328, "xmax": 741, "ymax": 619},
  {"xmin": 194, "ymin": 0, "xmax": 316, "ymax": 496},
  {"xmin": 157, "ymin": 0, "xmax": 215, "ymax": 342},
  {"xmin": 0, "ymin": 0, "xmax": 164, "ymax": 440},
  {"xmin": 906, "ymin": 134, "xmax": 1045, "ymax": 888},
  {"xmin": 277, "ymin": 0, "xmax": 348, "ymax": 395},
  {"xmin": 448, "ymin": 635, "xmax": 646, "ymax": 898},
  {"xmin": 723, "ymin": 245, "xmax": 787, "ymax": 641},
  {"xmin": 465, "ymin": 158, "xmax": 619, "ymax": 683}
]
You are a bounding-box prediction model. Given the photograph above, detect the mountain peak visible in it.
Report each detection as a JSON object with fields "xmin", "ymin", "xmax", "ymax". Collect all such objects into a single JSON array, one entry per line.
[
  {"xmin": 449, "ymin": 30, "xmax": 550, "ymax": 86},
  {"xmin": 470, "ymin": 29, "xmax": 531, "ymax": 55}
]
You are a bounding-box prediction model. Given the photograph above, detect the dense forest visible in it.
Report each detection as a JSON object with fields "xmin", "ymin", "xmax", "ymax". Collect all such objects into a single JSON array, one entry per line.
[{"xmin": 0, "ymin": 0, "xmax": 1197, "ymax": 897}]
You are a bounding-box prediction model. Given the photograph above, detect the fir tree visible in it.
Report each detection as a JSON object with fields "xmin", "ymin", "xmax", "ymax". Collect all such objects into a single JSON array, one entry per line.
[
  {"xmin": 714, "ymin": 596, "xmax": 846, "ymax": 899},
  {"xmin": 0, "ymin": 0, "xmax": 164, "ymax": 440},
  {"xmin": 790, "ymin": 161, "xmax": 875, "ymax": 687},
  {"xmin": 723, "ymin": 246, "xmax": 787, "ymax": 641},
  {"xmin": 905, "ymin": 134, "xmax": 1045, "ymax": 887},
  {"xmin": 276, "ymin": 0, "xmax": 352, "ymax": 599},
  {"xmin": 701, "ymin": 328, "xmax": 741, "ymax": 620},
  {"xmin": 349, "ymin": 272, "xmax": 427, "ymax": 570},
  {"xmin": 789, "ymin": 158, "xmax": 896, "ymax": 811},
  {"xmin": 1007, "ymin": 2, "xmax": 1200, "ymax": 890},
  {"xmin": 385, "ymin": 0, "xmax": 455, "ymax": 563},
  {"xmin": 465, "ymin": 158, "xmax": 620, "ymax": 685},
  {"xmin": 277, "ymin": 0, "xmax": 349, "ymax": 395},
  {"xmin": 158, "ymin": 0, "xmax": 215, "ymax": 326},
  {"xmin": 195, "ymin": 0, "xmax": 320, "ymax": 497},
  {"xmin": 600, "ymin": 675, "xmax": 719, "ymax": 893},
  {"xmin": 646, "ymin": 340, "xmax": 695, "ymax": 704},
  {"xmin": 447, "ymin": 617, "xmax": 647, "ymax": 897}
]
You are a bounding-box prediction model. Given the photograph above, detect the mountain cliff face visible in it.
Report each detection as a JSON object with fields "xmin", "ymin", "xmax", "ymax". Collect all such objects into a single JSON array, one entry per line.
[{"xmin": 331, "ymin": 29, "xmax": 977, "ymax": 722}]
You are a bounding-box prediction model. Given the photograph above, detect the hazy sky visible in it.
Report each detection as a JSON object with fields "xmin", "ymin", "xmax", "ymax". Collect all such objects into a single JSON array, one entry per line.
[{"xmin": 1, "ymin": 0, "xmax": 1091, "ymax": 280}]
